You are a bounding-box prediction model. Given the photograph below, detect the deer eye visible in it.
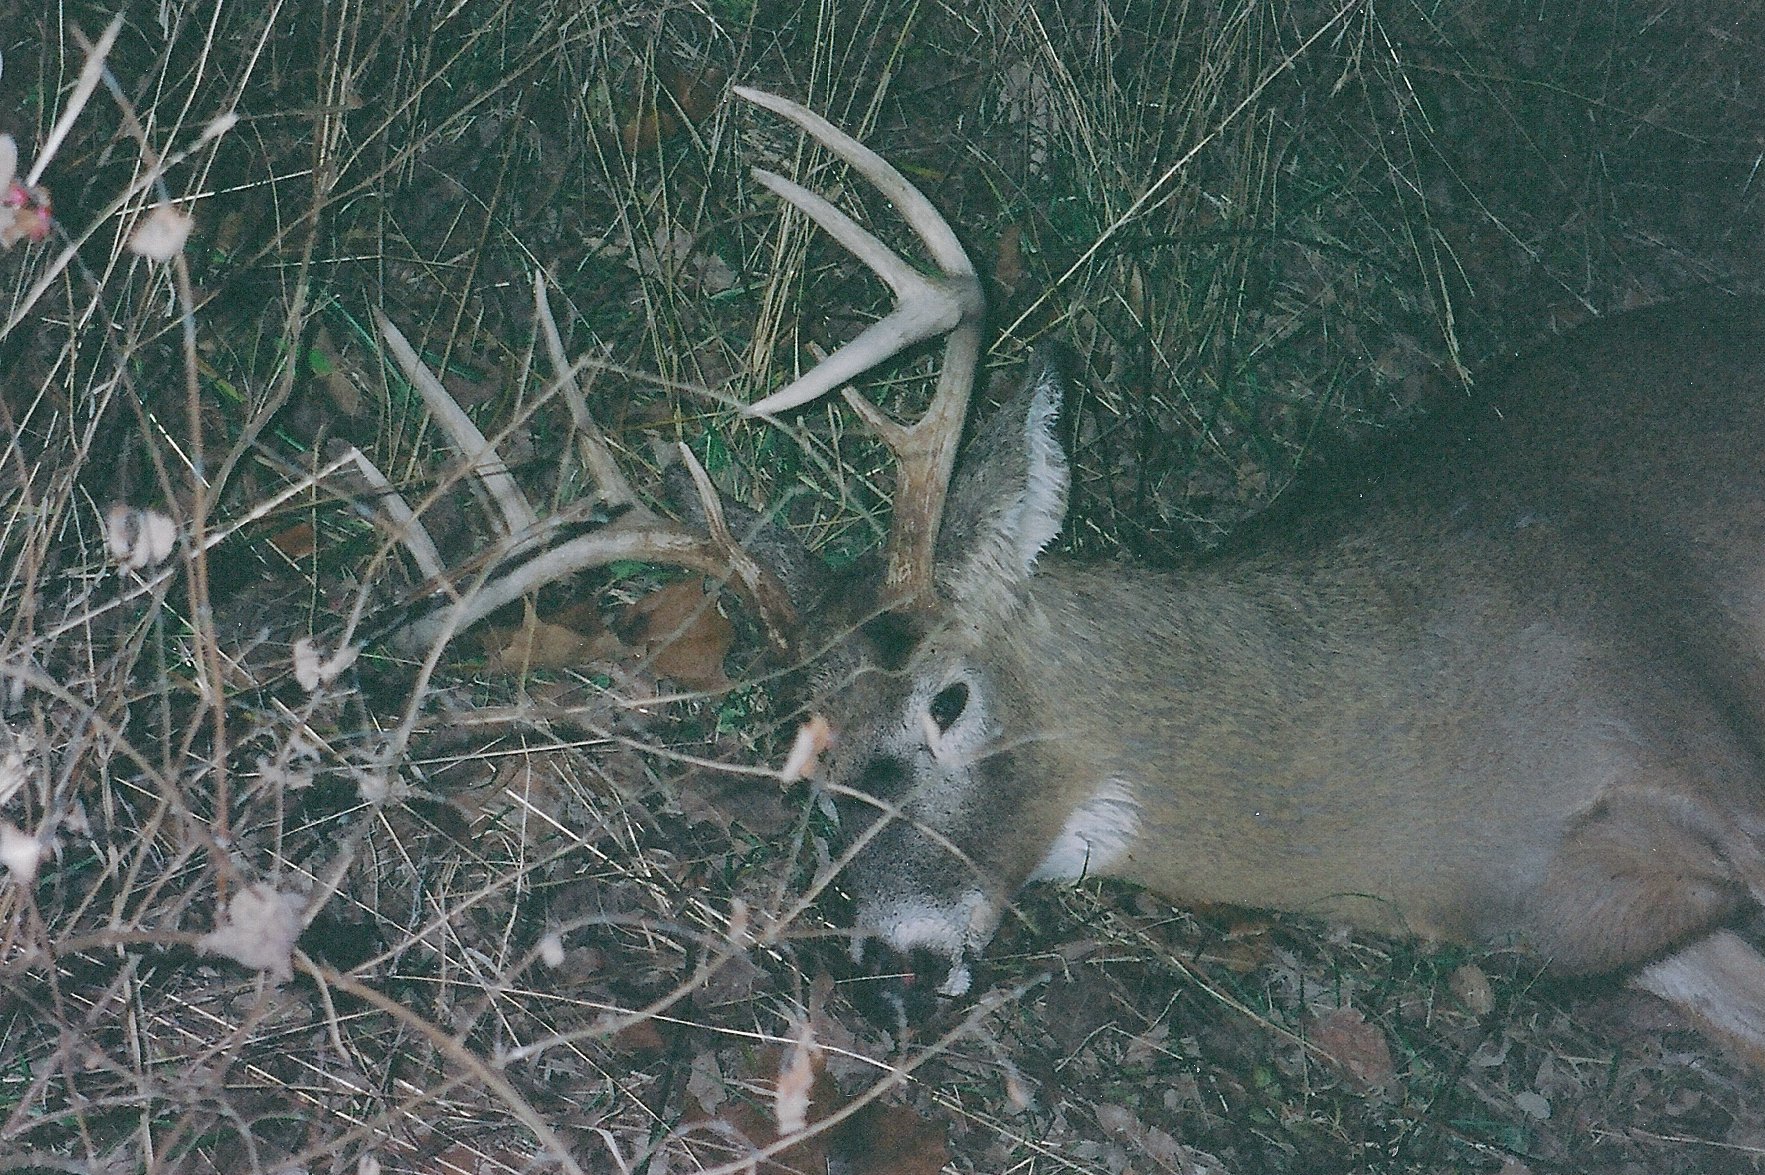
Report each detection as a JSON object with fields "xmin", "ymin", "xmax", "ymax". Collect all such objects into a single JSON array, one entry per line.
[{"xmin": 928, "ymin": 682, "xmax": 970, "ymax": 733}]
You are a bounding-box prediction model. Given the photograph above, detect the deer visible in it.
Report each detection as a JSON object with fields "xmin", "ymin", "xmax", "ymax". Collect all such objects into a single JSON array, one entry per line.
[{"xmin": 379, "ymin": 88, "xmax": 1765, "ymax": 1057}]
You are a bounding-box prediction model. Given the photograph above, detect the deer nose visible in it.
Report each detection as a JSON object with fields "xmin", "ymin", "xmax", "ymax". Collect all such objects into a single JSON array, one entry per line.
[
  {"xmin": 849, "ymin": 939, "xmax": 964, "ymax": 1033},
  {"xmin": 855, "ymin": 752, "xmax": 909, "ymax": 799}
]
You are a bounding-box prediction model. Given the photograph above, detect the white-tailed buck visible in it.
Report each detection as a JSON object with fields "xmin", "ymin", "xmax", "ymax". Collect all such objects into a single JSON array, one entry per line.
[{"xmin": 390, "ymin": 89, "xmax": 1765, "ymax": 1056}]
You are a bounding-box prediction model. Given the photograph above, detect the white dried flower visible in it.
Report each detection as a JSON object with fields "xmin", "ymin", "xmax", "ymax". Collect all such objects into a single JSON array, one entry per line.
[
  {"xmin": 292, "ymin": 637, "xmax": 360, "ymax": 693},
  {"xmin": 0, "ymin": 821, "xmax": 44, "ymax": 884},
  {"xmin": 780, "ymin": 714, "xmax": 833, "ymax": 783},
  {"xmin": 352, "ymin": 760, "xmax": 395, "ymax": 805},
  {"xmin": 128, "ymin": 203, "xmax": 194, "ymax": 261},
  {"xmin": 773, "ymin": 1019, "xmax": 818, "ymax": 1137},
  {"xmin": 197, "ymin": 882, "xmax": 305, "ymax": 981},
  {"xmin": 104, "ymin": 504, "xmax": 177, "ymax": 571},
  {"xmin": 727, "ymin": 896, "xmax": 750, "ymax": 946},
  {"xmin": 0, "ymin": 134, "xmax": 53, "ymax": 248}
]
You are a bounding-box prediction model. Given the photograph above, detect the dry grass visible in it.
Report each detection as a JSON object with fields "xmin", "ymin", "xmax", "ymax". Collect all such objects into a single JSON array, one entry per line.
[{"xmin": 3, "ymin": 2, "xmax": 1764, "ymax": 1173}]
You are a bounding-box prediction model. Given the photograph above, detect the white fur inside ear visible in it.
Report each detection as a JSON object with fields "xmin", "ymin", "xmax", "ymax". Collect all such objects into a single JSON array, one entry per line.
[
  {"xmin": 1005, "ymin": 368, "xmax": 1069, "ymax": 573},
  {"xmin": 1028, "ymin": 779, "xmax": 1141, "ymax": 882}
]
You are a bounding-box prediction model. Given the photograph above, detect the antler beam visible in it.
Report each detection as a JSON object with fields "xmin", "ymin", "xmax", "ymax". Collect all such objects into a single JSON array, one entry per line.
[
  {"xmin": 735, "ymin": 87, "xmax": 986, "ymax": 609},
  {"xmin": 378, "ymin": 283, "xmax": 799, "ymax": 660}
]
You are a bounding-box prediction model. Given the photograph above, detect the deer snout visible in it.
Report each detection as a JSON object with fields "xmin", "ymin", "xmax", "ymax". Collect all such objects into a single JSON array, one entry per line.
[
  {"xmin": 850, "ymin": 937, "xmax": 972, "ymax": 1030},
  {"xmin": 846, "ymin": 885, "xmax": 1002, "ymax": 1029},
  {"xmin": 826, "ymin": 725, "xmax": 1013, "ymax": 1020}
]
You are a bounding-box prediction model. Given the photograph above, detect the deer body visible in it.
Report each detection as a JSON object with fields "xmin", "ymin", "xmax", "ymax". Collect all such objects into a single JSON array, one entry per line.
[
  {"xmin": 1023, "ymin": 299, "xmax": 1765, "ymax": 964},
  {"xmin": 814, "ymin": 297, "xmax": 1765, "ymax": 1044}
]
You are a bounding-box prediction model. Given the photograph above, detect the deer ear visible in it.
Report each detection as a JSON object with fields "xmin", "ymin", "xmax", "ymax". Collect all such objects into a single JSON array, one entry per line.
[{"xmin": 934, "ymin": 353, "xmax": 1071, "ymax": 602}]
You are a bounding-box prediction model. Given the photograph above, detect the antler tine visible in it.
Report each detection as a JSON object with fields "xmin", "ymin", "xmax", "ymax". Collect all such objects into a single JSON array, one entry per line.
[
  {"xmin": 382, "ymin": 284, "xmax": 801, "ymax": 662},
  {"xmin": 378, "ymin": 311, "xmax": 542, "ymax": 543},
  {"xmin": 743, "ymin": 168, "xmax": 973, "ymax": 415},
  {"xmin": 732, "ymin": 87, "xmax": 971, "ymax": 274},
  {"xmin": 736, "ymin": 87, "xmax": 986, "ymax": 607},
  {"xmin": 390, "ymin": 445, "xmax": 800, "ymax": 660}
]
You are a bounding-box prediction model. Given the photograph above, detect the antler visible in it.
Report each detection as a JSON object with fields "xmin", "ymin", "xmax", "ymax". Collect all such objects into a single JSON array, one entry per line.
[
  {"xmin": 734, "ymin": 87, "xmax": 985, "ymax": 610},
  {"xmin": 371, "ymin": 89, "xmax": 981, "ymax": 660},
  {"xmin": 377, "ymin": 279, "xmax": 799, "ymax": 660}
]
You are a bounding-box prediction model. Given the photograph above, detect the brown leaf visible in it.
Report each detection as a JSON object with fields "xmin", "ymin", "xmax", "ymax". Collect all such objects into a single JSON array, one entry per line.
[
  {"xmin": 616, "ymin": 580, "xmax": 733, "ymax": 690},
  {"xmin": 703, "ymin": 1061, "xmax": 838, "ymax": 1173},
  {"xmin": 267, "ymin": 521, "xmax": 316, "ymax": 559},
  {"xmin": 618, "ymin": 57, "xmax": 726, "ymax": 152},
  {"xmin": 833, "ymin": 1100, "xmax": 950, "ymax": 1175},
  {"xmin": 993, "ymin": 223, "xmax": 1025, "ymax": 295},
  {"xmin": 422, "ymin": 1142, "xmax": 532, "ymax": 1175},
  {"xmin": 1094, "ymin": 1104, "xmax": 1224, "ymax": 1173},
  {"xmin": 676, "ymin": 755, "xmax": 794, "ymax": 835},
  {"xmin": 309, "ymin": 325, "xmax": 364, "ymax": 418},
  {"xmin": 1308, "ymin": 1005, "xmax": 1396, "ymax": 1091},
  {"xmin": 695, "ymin": 1041, "xmax": 947, "ymax": 1175},
  {"xmin": 1197, "ymin": 914, "xmax": 1276, "ymax": 973},
  {"xmin": 1450, "ymin": 961, "xmax": 1496, "ymax": 1016},
  {"xmin": 611, "ymin": 1019, "xmax": 668, "ymax": 1058},
  {"xmin": 481, "ymin": 601, "xmax": 624, "ymax": 672}
]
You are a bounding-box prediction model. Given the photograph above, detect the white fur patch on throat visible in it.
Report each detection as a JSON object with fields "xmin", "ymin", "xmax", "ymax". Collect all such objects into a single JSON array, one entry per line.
[{"xmin": 1028, "ymin": 779, "xmax": 1140, "ymax": 883}]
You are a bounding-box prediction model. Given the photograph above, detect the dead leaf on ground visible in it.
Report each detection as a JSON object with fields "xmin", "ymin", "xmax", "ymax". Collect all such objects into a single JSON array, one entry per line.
[
  {"xmin": 611, "ymin": 1019, "xmax": 668, "ymax": 1059},
  {"xmin": 1308, "ymin": 1004, "xmax": 1397, "ymax": 1092},
  {"xmin": 422, "ymin": 1142, "xmax": 532, "ymax": 1175},
  {"xmin": 693, "ymin": 1041, "xmax": 948, "ymax": 1175},
  {"xmin": 676, "ymin": 751, "xmax": 794, "ymax": 836},
  {"xmin": 480, "ymin": 599, "xmax": 624, "ymax": 672},
  {"xmin": 267, "ymin": 521, "xmax": 316, "ymax": 559},
  {"xmin": 993, "ymin": 223, "xmax": 1025, "ymax": 295},
  {"xmin": 618, "ymin": 56, "xmax": 725, "ymax": 152},
  {"xmin": 833, "ymin": 1100, "xmax": 950, "ymax": 1175},
  {"xmin": 308, "ymin": 325, "xmax": 364, "ymax": 418},
  {"xmin": 1449, "ymin": 961, "xmax": 1496, "ymax": 1015},
  {"xmin": 1094, "ymin": 1103, "xmax": 1228, "ymax": 1174},
  {"xmin": 1196, "ymin": 913, "xmax": 1277, "ymax": 974},
  {"xmin": 616, "ymin": 580, "xmax": 733, "ymax": 690}
]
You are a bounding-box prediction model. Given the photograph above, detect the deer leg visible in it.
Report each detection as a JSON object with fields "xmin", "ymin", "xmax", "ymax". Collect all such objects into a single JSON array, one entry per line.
[
  {"xmin": 1517, "ymin": 785, "xmax": 1748, "ymax": 976},
  {"xmin": 1511, "ymin": 782, "xmax": 1765, "ymax": 1054},
  {"xmin": 1633, "ymin": 931, "xmax": 1765, "ymax": 1063}
]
